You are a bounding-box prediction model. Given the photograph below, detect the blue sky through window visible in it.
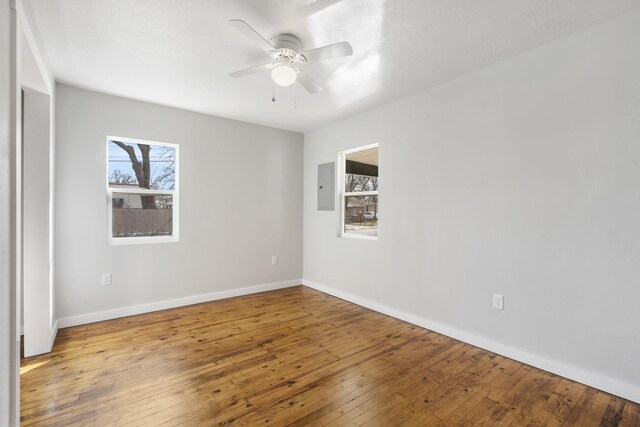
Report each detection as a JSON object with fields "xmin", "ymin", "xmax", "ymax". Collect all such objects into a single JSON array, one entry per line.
[{"xmin": 108, "ymin": 139, "xmax": 176, "ymax": 190}]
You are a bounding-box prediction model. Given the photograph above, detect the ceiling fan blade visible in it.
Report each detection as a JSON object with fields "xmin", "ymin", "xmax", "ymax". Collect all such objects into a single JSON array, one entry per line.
[
  {"xmin": 229, "ymin": 19, "xmax": 276, "ymax": 53},
  {"xmin": 301, "ymin": 41, "xmax": 353, "ymax": 63},
  {"xmin": 229, "ymin": 63, "xmax": 274, "ymax": 78},
  {"xmin": 297, "ymin": 70, "xmax": 323, "ymax": 94}
]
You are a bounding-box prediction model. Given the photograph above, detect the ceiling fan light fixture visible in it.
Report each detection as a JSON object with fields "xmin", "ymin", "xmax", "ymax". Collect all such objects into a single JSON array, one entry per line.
[{"xmin": 271, "ymin": 65, "xmax": 297, "ymax": 87}]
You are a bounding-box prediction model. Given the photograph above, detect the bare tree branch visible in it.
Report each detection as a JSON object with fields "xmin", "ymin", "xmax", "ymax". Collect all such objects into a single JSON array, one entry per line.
[
  {"xmin": 109, "ymin": 169, "xmax": 136, "ymax": 185},
  {"xmin": 111, "ymin": 140, "xmax": 155, "ymax": 209}
]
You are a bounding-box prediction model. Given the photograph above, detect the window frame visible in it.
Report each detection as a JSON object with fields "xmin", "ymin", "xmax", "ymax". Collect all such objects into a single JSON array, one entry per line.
[
  {"xmin": 106, "ymin": 136, "xmax": 179, "ymax": 245},
  {"xmin": 339, "ymin": 143, "xmax": 379, "ymax": 241}
]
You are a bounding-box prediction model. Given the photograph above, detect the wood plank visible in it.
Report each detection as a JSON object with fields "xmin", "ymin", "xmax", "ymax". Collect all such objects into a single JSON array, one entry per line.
[
  {"xmin": 563, "ymin": 387, "xmax": 599, "ymax": 426},
  {"xmin": 599, "ymin": 394, "xmax": 626, "ymax": 427},
  {"xmin": 619, "ymin": 398, "xmax": 640, "ymax": 427}
]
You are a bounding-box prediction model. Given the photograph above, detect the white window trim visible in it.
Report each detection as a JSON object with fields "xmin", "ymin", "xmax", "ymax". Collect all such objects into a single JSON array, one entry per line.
[
  {"xmin": 106, "ymin": 136, "xmax": 179, "ymax": 245},
  {"xmin": 339, "ymin": 143, "xmax": 379, "ymax": 241}
]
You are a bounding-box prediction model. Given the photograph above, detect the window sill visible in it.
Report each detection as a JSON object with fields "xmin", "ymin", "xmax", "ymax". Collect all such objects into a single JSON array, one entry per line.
[
  {"xmin": 108, "ymin": 236, "xmax": 179, "ymax": 246},
  {"xmin": 341, "ymin": 233, "xmax": 378, "ymax": 241}
]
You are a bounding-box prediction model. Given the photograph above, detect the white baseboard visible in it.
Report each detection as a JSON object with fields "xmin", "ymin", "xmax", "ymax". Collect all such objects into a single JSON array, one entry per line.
[
  {"xmin": 302, "ymin": 279, "xmax": 640, "ymax": 404},
  {"xmin": 50, "ymin": 320, "xmax": 58, "ymax": 348},
  {"xmin": 58, "ymin": 279, "xmax": 302, "ymax": 329}
]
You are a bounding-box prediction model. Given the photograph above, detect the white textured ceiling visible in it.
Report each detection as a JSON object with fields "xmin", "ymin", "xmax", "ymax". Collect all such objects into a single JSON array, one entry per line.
[{"xmin": 30, "ymin": 0, "xmax": 640, "ymax": 132}]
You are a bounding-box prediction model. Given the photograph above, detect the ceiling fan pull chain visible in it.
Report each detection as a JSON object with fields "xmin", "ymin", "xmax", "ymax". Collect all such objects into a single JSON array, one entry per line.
[{"xmin": 272, "ymin": 80, "xmax": 276, "ymax": 103}]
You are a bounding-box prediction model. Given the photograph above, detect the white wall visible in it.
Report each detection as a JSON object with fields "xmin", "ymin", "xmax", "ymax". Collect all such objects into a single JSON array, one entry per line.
[
  {"xmin": 0, "ymin": 0, "xmax": 18, "ymax": 424},
  {"xmin": 55, "ymin": 84, "xmax": 303, "ymax": 321},
  {"xmin": 304, "ymin": 9, "xmax": 640, "ymax": 402},
  {"xmin": 22, "ymin": 89, "xmax": 53, "ymax": 355}
]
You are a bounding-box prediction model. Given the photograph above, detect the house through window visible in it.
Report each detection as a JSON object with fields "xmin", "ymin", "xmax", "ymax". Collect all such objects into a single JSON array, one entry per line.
[
  {"xmin": 107, "ymin": 136, "xmax": 179, "ymax": 244},
  {"xmin": 341, "ymin": 144, "xmax": 378, "ymax": 239}
]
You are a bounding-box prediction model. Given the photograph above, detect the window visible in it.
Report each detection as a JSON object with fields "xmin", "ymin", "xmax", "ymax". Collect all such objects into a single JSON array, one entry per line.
[
  {"xmin": 107, "ymin": 136, "xmax": 178, "ymax": 244},
  {"xmin": 340, "ymin": 144, "xmax": 378, "ymax": 239}
]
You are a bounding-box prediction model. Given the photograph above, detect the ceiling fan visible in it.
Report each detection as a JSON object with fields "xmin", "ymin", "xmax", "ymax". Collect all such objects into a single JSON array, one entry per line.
[{"xmin": 228, "ymin": 19, "xmax": 353, "ymax": 94}]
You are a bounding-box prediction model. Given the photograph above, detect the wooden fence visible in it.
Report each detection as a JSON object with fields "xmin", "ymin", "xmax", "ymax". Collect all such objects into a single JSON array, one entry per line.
[{"xmin": 112, "ymin": 208, "xmax": 172, "ymax": 237}]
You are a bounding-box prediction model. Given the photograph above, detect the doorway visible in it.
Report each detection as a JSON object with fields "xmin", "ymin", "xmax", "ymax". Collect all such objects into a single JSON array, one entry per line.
[{"xmin": 17, "ymin": 6, "xmax": 56, "ymax": 359}]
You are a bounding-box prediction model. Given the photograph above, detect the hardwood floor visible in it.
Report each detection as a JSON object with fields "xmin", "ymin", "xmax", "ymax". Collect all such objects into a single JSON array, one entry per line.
[{"xmin": 21, "ymin": 286, "xmax": 639, "ymax": 426}]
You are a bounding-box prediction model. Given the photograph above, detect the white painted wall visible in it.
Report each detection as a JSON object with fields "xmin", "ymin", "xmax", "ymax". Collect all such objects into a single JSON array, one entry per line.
[
  {"xmin": 0, "ymin": 0, "xmax": 18, "ymax": 423},
  {"xmin": 304, "ymin": 9, "xmax": 640, "ymax": 402},
  {"xmin": 55, "ymin": 84, "xmax": 303, "ymax": 321},
  {"xmin": 22, "ymin": 89, "xmax": 53, "ymax": 356}
]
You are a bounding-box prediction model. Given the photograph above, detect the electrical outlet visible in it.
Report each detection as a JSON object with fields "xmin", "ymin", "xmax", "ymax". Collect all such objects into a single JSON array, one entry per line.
[
  {"xmin": 492, "ymin": 293, "xmax": 504, "ymax": 310},
  {"xmin": 101, "ymin": 273, "xmax": 111, "ymax": 286},
  {"xmin": 271, "ymin": 256, "xmax": 278, "ymax": 266}
]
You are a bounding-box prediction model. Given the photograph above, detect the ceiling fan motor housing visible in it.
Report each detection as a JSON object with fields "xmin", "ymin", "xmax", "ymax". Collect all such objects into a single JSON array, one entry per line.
[
  {"xmin": 271, "ymin": 34, "xmax": 306, "ymax": 64},
  {"xmin": 272, "ymin": 34, "xmax": 301, "ymax": 52}
]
